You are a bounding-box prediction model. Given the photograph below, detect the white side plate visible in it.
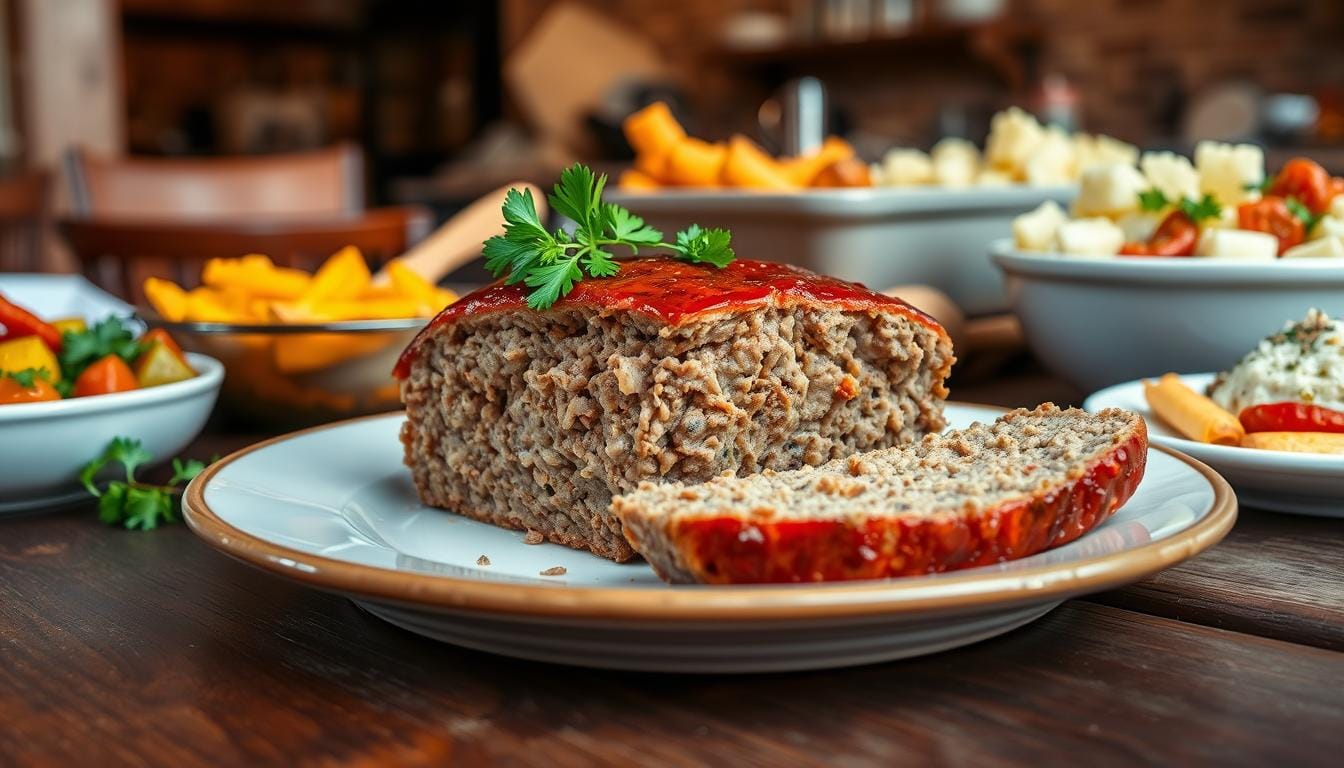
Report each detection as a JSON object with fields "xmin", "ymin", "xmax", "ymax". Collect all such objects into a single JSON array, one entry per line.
[{"xmin": 1086, "ymin": 373, "xmax": 1344, "ymax": 517}]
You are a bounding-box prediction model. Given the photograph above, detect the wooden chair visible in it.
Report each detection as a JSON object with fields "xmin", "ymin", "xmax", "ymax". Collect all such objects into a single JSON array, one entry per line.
[
  {"xmin": 0, "ymin": 172, "xmax": 50, "ymax": 272},
  {"xmin": 63, "ymin": 143, "xmax": 363, "ymax": 219},
  {"xmin": 60, "ymin": 206, "xmax": 432, "ymax": 304}
]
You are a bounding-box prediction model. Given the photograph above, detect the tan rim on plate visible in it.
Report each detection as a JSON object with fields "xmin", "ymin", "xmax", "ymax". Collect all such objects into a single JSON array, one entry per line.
[{"xmin": 183, "ymin": 407, "xmax": 1237, "ymax": 622}]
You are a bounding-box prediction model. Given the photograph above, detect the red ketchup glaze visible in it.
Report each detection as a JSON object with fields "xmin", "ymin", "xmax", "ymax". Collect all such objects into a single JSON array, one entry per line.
[
  {"xmin": 671, "ymin": 428, "xmax": 1148, "ymax": 584},
  {"xmin": 394, "ymin": 258, "xmax": 944, "ymax": 379}
]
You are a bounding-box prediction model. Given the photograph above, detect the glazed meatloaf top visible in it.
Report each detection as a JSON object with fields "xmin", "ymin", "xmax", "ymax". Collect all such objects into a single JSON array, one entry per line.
[{"xmin": 394, "ymin": 258, "xmax": 948, "ymax": 379}]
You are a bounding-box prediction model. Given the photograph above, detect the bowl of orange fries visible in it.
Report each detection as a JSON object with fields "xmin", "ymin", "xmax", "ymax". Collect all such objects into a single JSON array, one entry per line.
[
  {"xmin": 139, "ymin": 246, "xmax": 457, "ymax": 429},
  {"xmin": 607, "ymin": 102, "xmax": 1073, "ymax": 315}
]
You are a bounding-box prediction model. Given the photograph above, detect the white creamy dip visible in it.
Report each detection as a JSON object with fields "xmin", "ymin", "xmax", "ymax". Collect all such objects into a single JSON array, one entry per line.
[{"xmin": 1209, "ymin": 309, "xmax": 1344, "ymax": 414}]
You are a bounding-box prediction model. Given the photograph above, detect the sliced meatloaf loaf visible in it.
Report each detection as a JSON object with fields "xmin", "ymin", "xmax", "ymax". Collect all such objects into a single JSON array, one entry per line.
[
  {"xmin": 396, "ymin": 258, "xmax": 954, "ymax": 562},
  {"xmin": 613, "ymin": 405, "xmax": 1147, "ymax": 582}
]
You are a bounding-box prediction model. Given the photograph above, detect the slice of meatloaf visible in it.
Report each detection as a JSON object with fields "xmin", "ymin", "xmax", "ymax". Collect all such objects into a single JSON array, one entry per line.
[
  {"xmin": 396, "ymin": 258, "xmax": 954, "ymax": 562},
  {"xmin": 613, "ymin": 405, "xmax": 1147, "ymax": 582}
]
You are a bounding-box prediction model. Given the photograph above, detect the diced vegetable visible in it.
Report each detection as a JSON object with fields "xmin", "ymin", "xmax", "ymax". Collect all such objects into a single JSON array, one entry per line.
[
  {"xmin": 0, "ymin": 294, "xmax": 62, "ymax": 351},
  {"xmin": 134, "ymin": 342, "xmax": 196, "ymax": 388},
  {"xmin": 1237, "ymin": 197, "xmax": 1305, "ymax": 254},
  {"xmin": 73, "ymin": 355, "xmax": 139, "ymax": 398},
  {"xmin": 50, "ymin": 317, "xmax": 87, "ymax": 335},
  {"xmin": 1119, "ymin": 211, "xmax": 1198, "ymax": 257},
  {"xmin": 0, "ymin": 335, "xmax": 61, "ymax": 381},
  {"xmin": 0, "ymin": 369, "xmax": 61, "ymax": 404}
]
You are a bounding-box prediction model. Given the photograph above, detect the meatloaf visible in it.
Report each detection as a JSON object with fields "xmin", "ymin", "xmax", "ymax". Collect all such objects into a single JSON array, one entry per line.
[
  {"xmin": 613, "ymin": 405, "xmax": 1147, "ymax": 583},
  {"xmin": 395, "ymin": 258, "xmax": 954, "ymax": 562}
]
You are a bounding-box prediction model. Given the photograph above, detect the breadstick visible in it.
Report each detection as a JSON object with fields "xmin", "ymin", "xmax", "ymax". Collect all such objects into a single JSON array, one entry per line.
[
  {"xmin": 1143, "ymin": 373, "xmax": 1244, "ymax": 445},
  {"xmin": 1241, "ymin": 431, "xmax": 1344, "ymax": 454}
]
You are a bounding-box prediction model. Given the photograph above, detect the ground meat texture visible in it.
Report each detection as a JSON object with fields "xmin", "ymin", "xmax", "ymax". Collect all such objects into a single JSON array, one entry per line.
[
  {"xmin": 400, "ymin": 300, "xmax": 952, "ymax": 562},
  {"xmin": 613, "ymin": 405, "xmax": 1147, "ymax": 581}
]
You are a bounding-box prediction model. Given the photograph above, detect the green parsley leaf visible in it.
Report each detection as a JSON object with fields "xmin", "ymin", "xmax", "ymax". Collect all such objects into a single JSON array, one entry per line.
[
  {"xmin": 1178, "ymin": 194, "xmax": 1222, "ymax": 222},
  {"xmin": 1284, "ymin": 196, "xmax": 1322, "ymax": 232},
  {"xmin": 481, "ymin": 163, "xmax": 735, "ymax": 309},
  {"xmin": 3, "ymin": 368, "xmax": 51, "ymax": 388},
  {"xmin": 79, "ymin": 437, "xmax": 211, "ymax": 531},
  {"xmin": 672, "ymin": 225, "xmax": 735, "ymax": 268},
  {"xmin": 1138, "ymin": 188, "xmax": 1170, "ymax": 212},
  {"xmin": 59, "ymin": 317, "xmax": 144, "ymax": 382}
]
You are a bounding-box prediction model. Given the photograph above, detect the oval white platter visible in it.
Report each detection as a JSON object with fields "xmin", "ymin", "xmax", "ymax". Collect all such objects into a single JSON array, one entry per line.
[
  {"xmin": 1087, "ymin": 373, "xmax": 1344, "ymax": 518},
  {"xmin": 184, "ymin": 404, "xmax": 1235, "ymax": 673}
]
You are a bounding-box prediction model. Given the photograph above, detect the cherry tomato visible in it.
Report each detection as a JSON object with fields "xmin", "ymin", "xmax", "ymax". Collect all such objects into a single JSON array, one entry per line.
[
  {"xmin": 0, "ymin": 375, "xmax": 61, "ymax": 404},
  {"xmin": 1239, "ymin": 402, "xmax": 1344, "ymax": 434},
  {"xmin": 1237, "ymin": 197, "xmax": 1304, "ymax": 255},
  {"xmin": 0, "ymin": 294, "xmax": 62, "ymax": 351},
  {"xmin": 1119, "ymin": 211, "xmax": 1199, "ymax": 257},
  {"xmin": 1268, "ymin": 158, "xmax": 1332, "ymax": 214},
  {"xmin": 73, "ymin": 355, "xmax": 139, "ymax": 398}
]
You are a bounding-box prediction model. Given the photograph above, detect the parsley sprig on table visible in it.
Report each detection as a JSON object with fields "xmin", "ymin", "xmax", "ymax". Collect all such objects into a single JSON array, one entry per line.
[
  {"xmin": 80, "ymin": 437, "xmax": 209, "ymax": 531},
  {"xmin": 483, "ymin": 164, "xmax": 734, "ymax": 309},
  {"xmin": 1138, "ymin": 189, "xmax": 1223, "ymax": 221}
]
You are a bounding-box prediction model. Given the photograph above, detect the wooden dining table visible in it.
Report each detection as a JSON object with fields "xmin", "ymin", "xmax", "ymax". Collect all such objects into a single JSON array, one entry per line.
[{"xmin": 2, "ymin": 368, "xmax": 1341, "ymax": 767}]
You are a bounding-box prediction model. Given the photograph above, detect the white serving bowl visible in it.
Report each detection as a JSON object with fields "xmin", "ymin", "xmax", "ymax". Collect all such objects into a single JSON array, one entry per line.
[
  {"xmin": 0, "ymin": 353, "xmax": 223, "ymax": 514},
  {"xmin": 608, "ymin": 186, "xmax": 1075, "ymax": 316},
  {"xmin": 992, "ymin": 238, "xmax": 1344, "ymax": 392}
]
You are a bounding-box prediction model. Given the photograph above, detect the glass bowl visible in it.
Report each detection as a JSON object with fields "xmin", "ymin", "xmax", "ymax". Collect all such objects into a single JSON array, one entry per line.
[{"xmin": 138, "ymin": 312, "xmax": 426, "ymax": 430}]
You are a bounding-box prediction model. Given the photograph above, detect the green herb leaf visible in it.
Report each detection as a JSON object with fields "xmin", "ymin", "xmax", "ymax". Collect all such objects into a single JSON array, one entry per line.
[
  {"xmin": 1245, "ymin": 177, "xmax": 1275, "ymax": 194},
  {"xmin": 3, "ymin": 367, "xmax": 51, "ymax": 388},
  {"xmin": 1285, "ymin": 196, "xmax": 1322, "ymax": 232},
  {"xmin": 1138, "ymin": 188, "xmax": 1170, "ymax": 212},
  {"xmin": 481, "ymin": 163, "xmax": 735, "ymax": 310},
  {"xmin": 78, "ymin": 437, "xmax": 210, "ymax": 531},
  {"xmin": 59, "ymin": 317, "xmax": 144, "ymax": 382},
  {"xmin": 672, "ymin": 225, "xmax": 736, "ymax": 268},
  {"xmin": 1178, "ymin": 194, "xmax": 1222, "ymax": 222}
]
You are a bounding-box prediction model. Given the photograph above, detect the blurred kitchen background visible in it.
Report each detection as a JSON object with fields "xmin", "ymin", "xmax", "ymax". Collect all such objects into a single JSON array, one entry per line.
[{"xmin": 2, "ymin": 0, "xmax": 1343, "ymax": 273}]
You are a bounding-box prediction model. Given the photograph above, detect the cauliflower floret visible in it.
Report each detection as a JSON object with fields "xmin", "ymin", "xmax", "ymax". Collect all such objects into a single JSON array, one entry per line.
[{"xmin": 1140, "ymin": 151, "xmax": 1200, "ymax": 202}]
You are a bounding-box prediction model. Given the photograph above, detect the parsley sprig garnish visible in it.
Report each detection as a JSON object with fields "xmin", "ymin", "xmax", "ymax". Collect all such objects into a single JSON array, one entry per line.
[
  {"xmin": 1138, "ymin": 189, "xmax": 1222, "ymax": 221},
  {"xmin": 59, "ymin": 317, "xmax": 145, "ymax": 381},
  {"xmin": 80, "ymin": 437, "xmax": 210, "ymax": 531},
  {"xmin": 483, "ymin": 164, "xmax": 734, "ymax": 309},
  {"xmin": 3, "ymin": 367, "xmax": 52, "ymax": 388}
]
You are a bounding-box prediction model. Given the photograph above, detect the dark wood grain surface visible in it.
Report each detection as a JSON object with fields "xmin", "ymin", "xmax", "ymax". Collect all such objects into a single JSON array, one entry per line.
[{"xmin": 3, "ymin": 403, "xmax": 1342, "ymax": 767}]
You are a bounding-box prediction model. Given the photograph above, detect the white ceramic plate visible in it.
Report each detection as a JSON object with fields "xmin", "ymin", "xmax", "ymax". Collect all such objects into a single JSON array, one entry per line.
[
  {"xmin": 183, "ymin": 404, "xmax": 1234, "ymax": 673},
  {"xmin": 1086, "ymin": 373, "xmax": 1344, "ymax": 517},
  {"xmin": 609, "ymin": 187, "xmax": 1075, "ymax": 316},
  {"xmin": 991, "ymin": 239, "xmax": 1344, "ymax": 391},
  {"xmin": 0, "ymin": 353, "xmax": 223, "ymax": 514}
]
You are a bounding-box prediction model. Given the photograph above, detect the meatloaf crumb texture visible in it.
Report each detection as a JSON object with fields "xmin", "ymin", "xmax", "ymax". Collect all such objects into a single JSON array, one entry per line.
[
  {"xmin": 400, "ymin": 304, "xmax": 953, "ymax": 561},
  {"xmin": 613, "ymin": 405, "xmax": 1148, "ymax": 582}
]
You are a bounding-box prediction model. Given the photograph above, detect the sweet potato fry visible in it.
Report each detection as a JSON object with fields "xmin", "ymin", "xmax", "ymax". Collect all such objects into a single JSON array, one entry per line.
[
  {"xmin": 622, "ymin": 101, "xmax": 686, "ymax": 158},
  {"xmin": 618, "ymin": 169, "xmax": 661, "ymax": 191},
  {"xmin": 780, "ymin": 137, "xmax": 856, "ymax": 186},
  {"xmin": 1143, "ymin": 373, "xmax": 1244, "ymax": 445},
  {"xmin": 664, "ymin": 138, "xmax": 726, "ymax": 187},
  {"xmin": 721, "ymin": 135, "xmax": 798, "ymax": 190}
]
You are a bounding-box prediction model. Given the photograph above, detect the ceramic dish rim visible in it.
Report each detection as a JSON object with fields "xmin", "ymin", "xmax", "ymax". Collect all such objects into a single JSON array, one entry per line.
[
  {"xmin": 183, "ymin": 404, "xmax": 1236, "ymax": 622},
  {"xmin": 0, "ymin": 352, "xmax": 222, "ymax": 424},
  {"xmin": 991, "ymin": 237, "xmax": 1344, "ymax": 284}
]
